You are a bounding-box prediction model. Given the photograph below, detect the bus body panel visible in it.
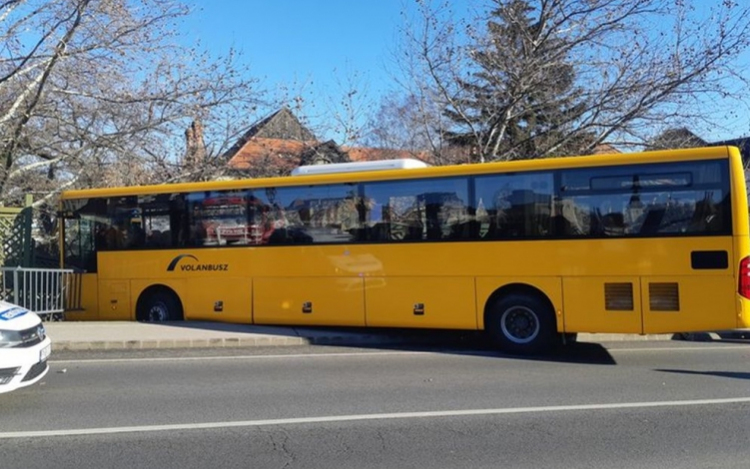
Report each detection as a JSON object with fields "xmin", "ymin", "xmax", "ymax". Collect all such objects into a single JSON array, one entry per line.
[
  {"xmin": 563, "ymin": 276, "xmax": 642, "ymax": 334},
  {"xmin": 98, "ymin": 280, "xmax": 132, "ymax": 321},
  {"xmin": 254, "ymin": 277, "xmax": 365, "ymax": 326},
  {"xmin": 364, "ymin": 277, "xmax": 476, "ymax": 329},
  {"xmin": 640, "ymin": 275, "xmax": 735, "ymax": 333},
  {"xmin": 86, "ymin": 234, "xmax": 741, "ymax": 333},
  {"xmin": 184, "ymin": 277, "xmax": 252, "ymax": 323}
]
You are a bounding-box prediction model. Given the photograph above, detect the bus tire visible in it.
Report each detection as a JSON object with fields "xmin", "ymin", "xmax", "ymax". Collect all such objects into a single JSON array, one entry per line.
[
  {"xmin": 137, "ymin": 289, "xmax": 183, "ymax": 322},
  {"xmin": 485, "ymin": 293, "xmax": 557, "ymax": 355}
]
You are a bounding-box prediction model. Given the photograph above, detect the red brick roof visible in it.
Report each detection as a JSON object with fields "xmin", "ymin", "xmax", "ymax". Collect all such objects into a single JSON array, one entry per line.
[
  {"xmin": 227, "ymin": 138, "xmax": 315, "ymax": 169},
  {"xmin": 226, "ymin": 138, "xmax": 429, "ymax": 170},
  {"xmin": 591, "ymin": 143, "xmax": 620, "ymax": 154},
  {"xmin": 342, "ymin": 146, "xmax": 428, "ymax": 162},
  {"xmin": 226, "ymin": 137, "xmax": 619, "ymax": 172}
]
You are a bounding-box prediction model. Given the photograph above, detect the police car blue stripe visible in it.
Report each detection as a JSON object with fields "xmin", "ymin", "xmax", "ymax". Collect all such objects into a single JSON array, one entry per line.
[{"xmin": 0, "ymin": 307, "xmax": 28, "ymax": 321}]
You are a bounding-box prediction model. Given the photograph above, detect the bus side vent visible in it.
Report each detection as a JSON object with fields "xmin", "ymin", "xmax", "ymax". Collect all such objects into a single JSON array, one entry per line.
[
  {"xmin": 649, "ymin": 283, "xmax": 680, "ymax": 311},
  {"xmin": 604, "ymin": 283, "xmax": 634, "ymax": 311}
]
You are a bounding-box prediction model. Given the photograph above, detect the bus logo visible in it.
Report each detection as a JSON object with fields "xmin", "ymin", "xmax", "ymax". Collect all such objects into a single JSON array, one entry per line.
[{"xmin": 167, "ymin": 254, "xmax": 229, "ymax": 272}]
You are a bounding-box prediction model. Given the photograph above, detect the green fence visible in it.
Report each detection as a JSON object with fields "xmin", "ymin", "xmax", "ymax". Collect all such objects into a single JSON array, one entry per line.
[{"xmin": 0, "ymin": 194, "xmax": 33, "ymax": 268}]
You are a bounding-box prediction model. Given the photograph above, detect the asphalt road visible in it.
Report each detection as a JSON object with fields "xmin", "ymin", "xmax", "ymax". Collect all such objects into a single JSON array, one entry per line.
[{"xmin": 2, "ymin": 341, "xmax": 750, "ymax": 469}]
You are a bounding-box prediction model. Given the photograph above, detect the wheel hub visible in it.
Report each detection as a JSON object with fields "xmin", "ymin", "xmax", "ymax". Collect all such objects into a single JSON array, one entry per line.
[
  {"xmin": 148, "ymin": 302, "xmax": 169, "ymax": 322},
  {"xmin": 500, "ymin": 306, "xmax": 540, "ymax": 344}
]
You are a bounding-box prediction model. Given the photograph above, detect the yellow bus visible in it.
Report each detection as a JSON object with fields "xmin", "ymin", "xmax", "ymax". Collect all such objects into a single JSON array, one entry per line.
[{"xmin": 59, "ymin": 146, "xmax": 750, "ymax": 353}]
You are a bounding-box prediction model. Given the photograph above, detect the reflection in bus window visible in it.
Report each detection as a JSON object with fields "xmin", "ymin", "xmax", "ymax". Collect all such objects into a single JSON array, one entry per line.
[
  {"xmin": 261, "ymin": 184, "xmax": 360, "ymax": 244},
  {"xmin": 475, "ymin": 172, "xmax": 554, "ymax": 239},
  {"xmin": 187, "ymin": 191, "xmax": 250, "ymax": 246},
  {"xmin": 363, "ymin": 177, "xmax": 470, "ymax": 242},
  {"xmin": 559, "ymin": 160, "xmax": 729, "ymax": 237}
]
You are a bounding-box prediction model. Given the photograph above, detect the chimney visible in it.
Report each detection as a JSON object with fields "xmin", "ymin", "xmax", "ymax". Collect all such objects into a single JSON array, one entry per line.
[{"xmin": 184, "ymin": 119, "xmax": 207, "ymax": 167}]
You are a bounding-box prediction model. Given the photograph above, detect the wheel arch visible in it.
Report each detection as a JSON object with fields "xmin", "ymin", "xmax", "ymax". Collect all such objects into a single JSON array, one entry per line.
[
  {"xmin": 482, "ymin": 283, "xmax": 558, "ymax": 332},
  {"xmin": 135, "ymin": 284, "xmax": 184, "ymax": 321}
]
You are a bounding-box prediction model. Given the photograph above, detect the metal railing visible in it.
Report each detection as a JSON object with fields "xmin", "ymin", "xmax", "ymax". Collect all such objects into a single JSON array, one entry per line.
[{"xmin": 0, "ymin": 267, "xmax": 81, "ymax": 321}]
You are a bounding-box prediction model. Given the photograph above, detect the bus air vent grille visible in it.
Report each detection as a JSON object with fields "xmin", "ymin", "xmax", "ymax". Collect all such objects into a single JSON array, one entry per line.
[
  {"xmin": 649, "ymin": 283, "xmax": 680, "ymax": 311},
  {"xmin": 604, "ymin": 283, "xmax": 634, "ymax": 311}
]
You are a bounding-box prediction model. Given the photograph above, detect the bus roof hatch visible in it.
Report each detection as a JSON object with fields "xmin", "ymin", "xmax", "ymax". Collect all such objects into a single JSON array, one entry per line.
[{"xmin": 291, "ymin": 158, "xmax": 430, "ymax": 176}]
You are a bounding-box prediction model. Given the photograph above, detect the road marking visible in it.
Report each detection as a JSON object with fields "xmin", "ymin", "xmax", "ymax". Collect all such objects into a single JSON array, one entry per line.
[
  {"xmin": 49, "ymin": 344, "xmax": 749, "ymax": 364},
  {"xmin": 605, "ymin": 345, "xmax": 749, "ymax": 353},
  {"xmin": 3, "ymin": 396, "xmax": 750, "ymax": 439},
  {"xmin": 50, "ymin": 350, "xmax": 432, "ymax": 364}
]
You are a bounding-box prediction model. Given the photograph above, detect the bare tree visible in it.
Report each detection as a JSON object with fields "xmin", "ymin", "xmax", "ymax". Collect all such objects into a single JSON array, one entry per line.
[
  {"xmin": 320, "ymin": 66, "xmax": 372, "ymax": 147},
  {"xmin": 385, "ymin": 0, "xmax": 750, "ymax": 162},
  {"xmin": 0, "ymin": 0, "xmax": 260, "ymax": 205},
  {"xmin": 362, "ymin": 93, "xmax": 436, "ymax": 150}
]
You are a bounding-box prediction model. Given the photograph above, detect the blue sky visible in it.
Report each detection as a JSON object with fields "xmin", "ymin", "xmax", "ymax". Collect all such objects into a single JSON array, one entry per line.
[
  {"xmin": 184, "ymin": 1, "xmax": 401, "ymax": 84},
  {"xmin": 181, "ymin": 1, "xmax": 750, "ymax": 144},
  {"xmin": 182, "ymin": 0, "xmax": 417, "ymax": 141}
]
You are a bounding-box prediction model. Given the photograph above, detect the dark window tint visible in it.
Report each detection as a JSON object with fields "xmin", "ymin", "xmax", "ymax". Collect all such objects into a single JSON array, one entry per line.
[
  {"xmin": 474, "ymin": 172, "xmax": 554, "ymax": 239},
  {"xmin": 139, "ymin": 194, "xmax": 187, "ymax": 248},
  {"xmin": 88, "ymin": 196, "xmax": 143, "ymax": 250},
  {"xmin": 186, "ymin": 191, "xmax": 250, "ymax": 246},
  {"xmin": 256, "ymin": 184, "xmax": 361, "ymax": 245},
  {"xmin": 558, "ymin": 160, "xmax": 730, "ymax": 236},
  {"xmin": 97, "ymin": 196, "xmax": 188, "ymax": 251},
  {"xmin": 62, "ymin": 198, "xmax": 106, "ymax": 271},
  {"xmin": 363, "ymin": 177, "xmax": 470, "ymax": 241}
]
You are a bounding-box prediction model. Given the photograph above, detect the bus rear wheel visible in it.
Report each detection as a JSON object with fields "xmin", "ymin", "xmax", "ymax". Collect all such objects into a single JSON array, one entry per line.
[
  {"xmin": 137, "ymin": 290, "xmax": 183, "ymax": 322},
  {"xmin": 485, "ymin": 293, "xmax": 557, "ymax": 355}
]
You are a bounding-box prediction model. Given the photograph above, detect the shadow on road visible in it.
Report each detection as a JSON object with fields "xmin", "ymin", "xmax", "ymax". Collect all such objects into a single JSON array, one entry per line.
[
  {"xmin": 318, "ymin": 333, "xmax": 618, "ymax": 366},
  {"xmin": 675, "ymin": 331, "xmax": 750, "ymax": 343},
  {"xmin": 655, "ymin": 369, "xmax": 750, "ymax": 381},
  {"xmin": 157, "ymin": 322, "xmax": 618, "ymax": 365}
]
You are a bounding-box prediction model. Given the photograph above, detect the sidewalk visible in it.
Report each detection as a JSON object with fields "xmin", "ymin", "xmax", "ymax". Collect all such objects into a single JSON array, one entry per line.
[{"xmin": 43, "ymin": 321, "xmax": 750, "ymax": 352}]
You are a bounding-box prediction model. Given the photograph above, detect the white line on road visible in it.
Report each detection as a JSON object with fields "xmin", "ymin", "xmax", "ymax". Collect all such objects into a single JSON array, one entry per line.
[
  {"xmin": 3, "ymin": 396, "xmax": 750, "ymax": 439},
  {"xmin": 49, "ymin": 344, "xmax": 749, "ymax": 364},
  {"xmin": 604, "ymin": 345, "xmax": 749, "ymax": 353},
  {"xmin": 50, "ymin": 350, "xmax": 433, "ymax": 364}
]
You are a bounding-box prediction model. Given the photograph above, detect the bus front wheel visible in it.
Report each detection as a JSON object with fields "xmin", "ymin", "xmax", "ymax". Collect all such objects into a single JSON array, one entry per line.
[
  {"xmin": 485, "ymin": 293, "xmax": 557, "ymax": 355},
  {"xmin": 137, "ymin": 290, "xmax": 183, "ymax": 322}
]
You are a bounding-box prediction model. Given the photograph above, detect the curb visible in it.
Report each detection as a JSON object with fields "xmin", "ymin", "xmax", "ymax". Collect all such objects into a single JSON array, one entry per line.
[
  {"xmin": 51, "ymin": 336, "xmax": 312, "ymax": 351},
  {"xmin": 50, "ymin": 333, "xmax": 463, "ymax": 351},
  {"xmin": 49, "ymin": 329, "xmax": 750, "ymax": 352}
]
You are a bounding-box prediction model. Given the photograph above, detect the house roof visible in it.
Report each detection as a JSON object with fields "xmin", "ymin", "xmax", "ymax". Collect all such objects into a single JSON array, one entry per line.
[
  {"xmin": 226, "ymin": 138, "xmax": 429, "ymax": 170},
  {"xmin": 650, "ymin": 127, "xmax": 707, "ymax": 150},
  {"xmin": 343, "ymin": 146, "xmax": 428, "ymax": 162},
  {"xmin": 223, "ymin": 108, "xmax": 317, "ymax": 161},
  {"xmin": 591, "ymin": 143, "xmax": 620, "ymax": 155},
  {"xmin": 227, "ymin": 138, "xmax": 314, "ymax": 169}
]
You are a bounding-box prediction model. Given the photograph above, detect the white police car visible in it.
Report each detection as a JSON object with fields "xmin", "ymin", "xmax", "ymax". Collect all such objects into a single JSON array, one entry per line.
[{"xmin": 0, "ymin": 301, "xmax": 51, "ymax": 394}]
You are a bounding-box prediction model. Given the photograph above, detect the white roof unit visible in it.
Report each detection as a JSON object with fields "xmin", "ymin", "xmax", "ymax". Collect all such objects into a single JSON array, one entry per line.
[{"xmin": 291, "ymin": 158, "xmax": 430, "ymax": 176}]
